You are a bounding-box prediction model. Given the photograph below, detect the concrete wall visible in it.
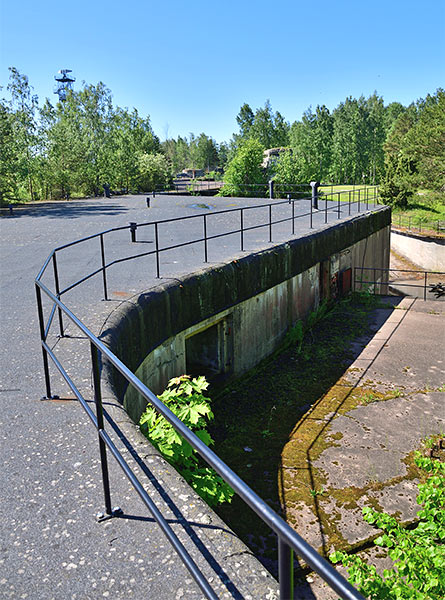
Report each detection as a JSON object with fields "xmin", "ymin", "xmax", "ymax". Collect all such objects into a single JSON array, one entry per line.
[
  {"xmin": 391, "ymin": 229, "xmax": 445, "ymax": 271},
  {"xmin": 102, "ymin": 208, "xmax": 391, "ymax": 423}
]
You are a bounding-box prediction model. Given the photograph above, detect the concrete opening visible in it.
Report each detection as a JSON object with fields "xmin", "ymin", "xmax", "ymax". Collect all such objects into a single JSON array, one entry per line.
[{"xmin": 185, "ymin": 318, "xmax": 232, "ymax": 384}]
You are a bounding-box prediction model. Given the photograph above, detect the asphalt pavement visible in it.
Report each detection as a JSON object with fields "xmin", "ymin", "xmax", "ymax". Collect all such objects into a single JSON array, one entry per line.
[{"xmin": 0, "ymin": 194, "xmax": 384, "ymax": 600}]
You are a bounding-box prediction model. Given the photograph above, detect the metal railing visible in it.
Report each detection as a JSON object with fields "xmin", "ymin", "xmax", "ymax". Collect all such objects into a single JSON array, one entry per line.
[
  {"xmin": 391, "ymin": 213, "xmax": 445, "ymax": 235},
  {"xmin": 35, "ymin": 192, "xmax": 377, "ymax": 599},
  {"xmin": 353, "ymin": 267, "xmax": 445, "ymax": 300}
]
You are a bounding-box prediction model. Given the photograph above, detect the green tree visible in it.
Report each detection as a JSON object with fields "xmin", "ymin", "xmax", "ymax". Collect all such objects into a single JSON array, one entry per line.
[
  {"xmin": 6, "ymin": 67, "xmax": 40, "ymax": 199},
  {"xmin": 220, "ymin": 138, "xmax": 267, "ymax": 196},
  {"xmin": 137, "ymin": 152, "xmax": 171, "ymax": 191}
]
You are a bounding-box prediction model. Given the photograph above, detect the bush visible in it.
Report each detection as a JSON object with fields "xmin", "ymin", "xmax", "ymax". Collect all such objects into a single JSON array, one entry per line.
[
  {"xmin": 140, "ymin": 375, "xmax": 234, "ymax": 507},
  {"xmin": 330, "ymin": 452, "xmax": 445, "ymax": 599}
]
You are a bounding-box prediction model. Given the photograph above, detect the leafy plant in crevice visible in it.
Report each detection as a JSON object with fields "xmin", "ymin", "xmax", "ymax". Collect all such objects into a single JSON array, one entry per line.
[
  {"xmin": 139, "ymin": 375, "xmax": 234, "ymax": 507},
  {"xmin": 330, "ymin": 453, "xmax": 445, "ymax": 599}
]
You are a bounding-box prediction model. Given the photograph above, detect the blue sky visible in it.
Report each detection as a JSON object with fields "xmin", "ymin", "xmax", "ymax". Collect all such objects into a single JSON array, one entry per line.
[{"xmin": 1, "ymin": 0, "xmax": 444, "ymax": 143}]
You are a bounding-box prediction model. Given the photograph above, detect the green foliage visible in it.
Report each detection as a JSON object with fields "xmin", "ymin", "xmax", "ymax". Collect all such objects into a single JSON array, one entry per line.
[
  {"xmin": 220, "ymin": 138, "xmax": 268, "ymax": 196},
  {"xmin": 330, "ymin": 454, "xmax": 445, "ymax": 599},
  {"xmin": 139, "ymin": 375, "xmax": 234, "ymax": 507},
  {"xmin": 137, "ymin": 152, "xmax": 172, "ymax": 191}
]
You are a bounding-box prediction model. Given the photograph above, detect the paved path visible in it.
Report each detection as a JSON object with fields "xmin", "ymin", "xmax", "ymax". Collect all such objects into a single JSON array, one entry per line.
[{"xmin": 0, "ymin": 194, "xmax": 391, "ymax": 600}]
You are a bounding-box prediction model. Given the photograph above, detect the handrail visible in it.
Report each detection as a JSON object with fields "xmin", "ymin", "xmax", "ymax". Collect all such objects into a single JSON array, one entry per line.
[
  {"xmin": 35, "ymin": 189, "xmax": 377, "ymax": 599},
  {"xmin": 354, "ymin": 266, "xmax": 445, "ymax": 301}
]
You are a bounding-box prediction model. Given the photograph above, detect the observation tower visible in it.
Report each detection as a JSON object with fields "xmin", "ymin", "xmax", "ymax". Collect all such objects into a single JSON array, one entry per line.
[{"xmin": 54, "ymin": 69, "xmax": 76, "ymax": 102}]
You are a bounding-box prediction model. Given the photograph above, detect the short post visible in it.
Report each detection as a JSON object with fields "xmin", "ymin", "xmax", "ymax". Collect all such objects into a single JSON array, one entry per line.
[
  {"xmin": 153, "ymin": 190, "xmax": 156, "ymax": 199},
  {"xmin": 278, "ymin": 538, "xmax": 294, "ymax": 600},
  {"xmin": 269, "ymin": 179, "xmax": 274, "ymax": 200},
  {"xmin": 129, "ymin": 222, "xmax": 137, "ymax": 243},
  {"xmin": 269, "ymin": 204, "xmax": 272, "ymax": 242},
  {"xmin": 424, "ymin": 272, "xmax": 427, "ymax": 301},
  {"xmin": 310, "ymin": 181, "xmax": 320, "ymax": 210},
  {"xmin": 9, "ymin": 204, "xmax": 13, "ymax": 215},
  {"xmin": 146, "ymin": 197, "xmax": 150, "ymax": 208}
]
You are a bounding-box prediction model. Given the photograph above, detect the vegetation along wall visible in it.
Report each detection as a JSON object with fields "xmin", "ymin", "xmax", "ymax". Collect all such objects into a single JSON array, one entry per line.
[{"xmin": 103, "ymin": 207, "xmax": 391, "ymax": 423}]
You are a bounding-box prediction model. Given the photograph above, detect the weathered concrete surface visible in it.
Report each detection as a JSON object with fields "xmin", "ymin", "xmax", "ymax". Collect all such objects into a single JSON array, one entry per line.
[
  {"xmin": 283, "ymin": 297, "xmax": 445, "ymax": 599},
  {"xmin": 391, "ymin": 228, "xmax": 445, "ymax": 270},
  {"xmin": 104, "ymin": 213, "xmax": 390, "ymax": 423}
]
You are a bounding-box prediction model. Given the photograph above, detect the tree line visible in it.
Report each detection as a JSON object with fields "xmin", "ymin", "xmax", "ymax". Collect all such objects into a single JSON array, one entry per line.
[{"xmin": 1, "ymin": 66, "xmax": 443, "ymax": 206}]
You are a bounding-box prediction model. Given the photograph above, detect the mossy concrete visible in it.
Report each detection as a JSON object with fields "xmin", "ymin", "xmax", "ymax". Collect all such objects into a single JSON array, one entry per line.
[
  {"xmin": 279, "ymin": 298, "xmax": 445, "ymax": 564},
  {"xmin": 102, "ymin": 208, "xmax": 391, "ymax": 423}
]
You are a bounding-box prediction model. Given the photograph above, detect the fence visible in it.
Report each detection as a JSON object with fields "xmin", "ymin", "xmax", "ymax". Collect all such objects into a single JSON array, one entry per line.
[
  {"xmin": 35, "ymin": 190, "xmax": 377, "ymax": 599},
  {"xmin": 353, "ymin": 267, "xmax": 445, "ymax": 300},
  {"xmin": 391, "ymin": 213, "xmax": 445, "ymax": 235}
]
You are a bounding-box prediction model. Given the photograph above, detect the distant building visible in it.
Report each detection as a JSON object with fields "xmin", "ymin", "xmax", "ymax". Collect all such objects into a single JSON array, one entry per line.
[{"xmin": 262, "ymin": 147, "xmax": 292, "ymax": 168}]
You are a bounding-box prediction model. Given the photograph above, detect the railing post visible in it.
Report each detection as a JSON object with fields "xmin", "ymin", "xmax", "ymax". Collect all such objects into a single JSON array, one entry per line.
[
  {"xmin": 240, "ymin": 208, "xmax": 244, "ymax": 251},
  {"xmin": 310, "ymin": 181, "xmax": 319, "ymax": 210},
  {"xmin": 292, "ymin": 199, "xmax": 295, "ymax": 235},
  {"xmin": 91, "ymin": 342, "xmax": 119, "ymax": 521},
  {"xmin": 154, "ymin": 222, "xmax": 160, "ymax": 278},
  {"xmin": 325, "ymin": 194, "xmax": 328, "ymax": 224},
  {"xmin": 278, "ymin": 538, "xmax": 294, "ymax": 600},
  {"xmin": 35, "ymin": 283, "xmax": 53, "ymax": 400},
  {"xmin": 358, "ymin": 189, "xmax": 361, "ymax": 213},
  {"xmin": 100, "ymin": 234, "xmax": 108, "ymax": 301},
  {"xmin": 348, "ymin": 190, "xmax": 351, "ymax": 215},
  {"xmin": 129, "ymin": 222, "xmax": 137, "ymax": 243},
  {"xmin": 424, "ymin": 272, "xmax": 427, "ymax": 301},
  {"xmin": 269, "ymin": 204, "xmax": 272, "ymax": 242},
  {"xmin": 52, "ymin": 253, "xmax": 64, "ymax": 337},
  {"xmin": 203, "ymin": 214, "xmax": 208, "ymax": 263},
  {"xmin": 310, "ymin": 196, "xmax": 313, "ymax": 229},
  {"xmin": 337, "ymin": 191, "xmax": 341, "ymax": 219},
  {"xmin": 269, "ymin": 179, "xmax": 274, "ymax": 200}
]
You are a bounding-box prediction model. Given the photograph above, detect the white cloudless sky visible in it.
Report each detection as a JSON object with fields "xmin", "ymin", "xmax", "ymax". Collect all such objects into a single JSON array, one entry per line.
[{"xmin": 1, "ymin": 0, "xmax": 444, "ymax": 143}]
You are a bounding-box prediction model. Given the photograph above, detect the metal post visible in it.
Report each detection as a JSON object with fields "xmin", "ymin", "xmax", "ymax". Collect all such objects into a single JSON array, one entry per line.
[
  {"xmin": 366, "ymin": 187, "xmax": 369, "ymax": 210},
  {"xmin": 154, "ymin": 222, "xmax": 160, "ymax": 278},
  {"xmin": 348, "ymin": 190, "xmax": 351, "ymax": 215},
  {"xmin": 337, "ymin": 191, "xmax": 341, "ymax": 219},
  {"xmin": 9, "ymin": 204, "xmax": 13, "ymax": 215},
  {"xmin": 35, "ymin": 283, "xmax": 53, "ymax": 400},
  {"xmin": 240, "ymin": 208, "xmax": 244, "ymax": 251},
  {"xmin": 203, "ymin": 214, "xmax": 208, "ymax": 263},
  {"xmin": 269, "ymin": 179, "xmax": 274, "ymax": 200},
  {"xmin": 52, "ymin": 253, "xmax": 64, "ymax": 337},
  {"xmin": 358, "ymin": 189, "xmax": 361, "ymax": 213},
  {"xmin": 310, "ymin": 181, "xmax": 319, "ymax": 210},
  {"xmin": 269, "ymin": 204, "xmax": 272, "ymax": 242},
  {"xmin": 325, "ymin": 194, "xmax": 328, "ymax": 224},
  {"xmin": 278, "ymin": 538, "xmax": 294, "ymax": 600},
  {"xmin": 129, "ymin": 222, "xmax": 137, "ymax": 243},
  {"xmin": 292, "ymin": 200, "xmax": 295, "ymax": 235},
  {"xmin": 100, "ymin": 234, "xmax": 108, "ymax": 301},
  {"xmin": 146, "ymin": 197, "xmax": 150, "ymax": 208},
  {"xmin": 424, "ymin": 272, "xmax": 427, "ymax": 301},
  {"xmin": 310, "ymin": 197, "xmax": 313, "ymax": 229},
  {"xmin": 90, "ymin": 343, "xmax": 113, "ymax": 517}
]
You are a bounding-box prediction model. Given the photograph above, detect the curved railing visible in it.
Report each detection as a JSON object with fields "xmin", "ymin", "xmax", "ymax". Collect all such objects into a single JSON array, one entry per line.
[{"xmin": 35, "ymin": 191, "xmax": 376, "ymax": 599}]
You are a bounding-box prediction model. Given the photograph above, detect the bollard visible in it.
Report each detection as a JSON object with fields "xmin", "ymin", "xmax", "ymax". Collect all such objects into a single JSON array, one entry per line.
[
  {"xmin": 153, "ymin": 190, "xmax": 156, "ymax": 199},
  {"xmin": 146, "ymin": 197, "xmax": 150, "ymax": 208},
  {"xmin": 129, "ymin": 222, "xmax": 137, "ymax": 243},
  {"xmin": 287, "ymin": 194, "xmax": 291, "ymax": 204},
  {"xmin": 310, "ymin": 181, "xmax": 320, "ymax": 210},
  {"xmin": 269, "ymin": 179, "xmax": 274, "ymax": 200},
  {"xmin": 9, "ymin": 204, "xmax": 13, "ymax": 215}
]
